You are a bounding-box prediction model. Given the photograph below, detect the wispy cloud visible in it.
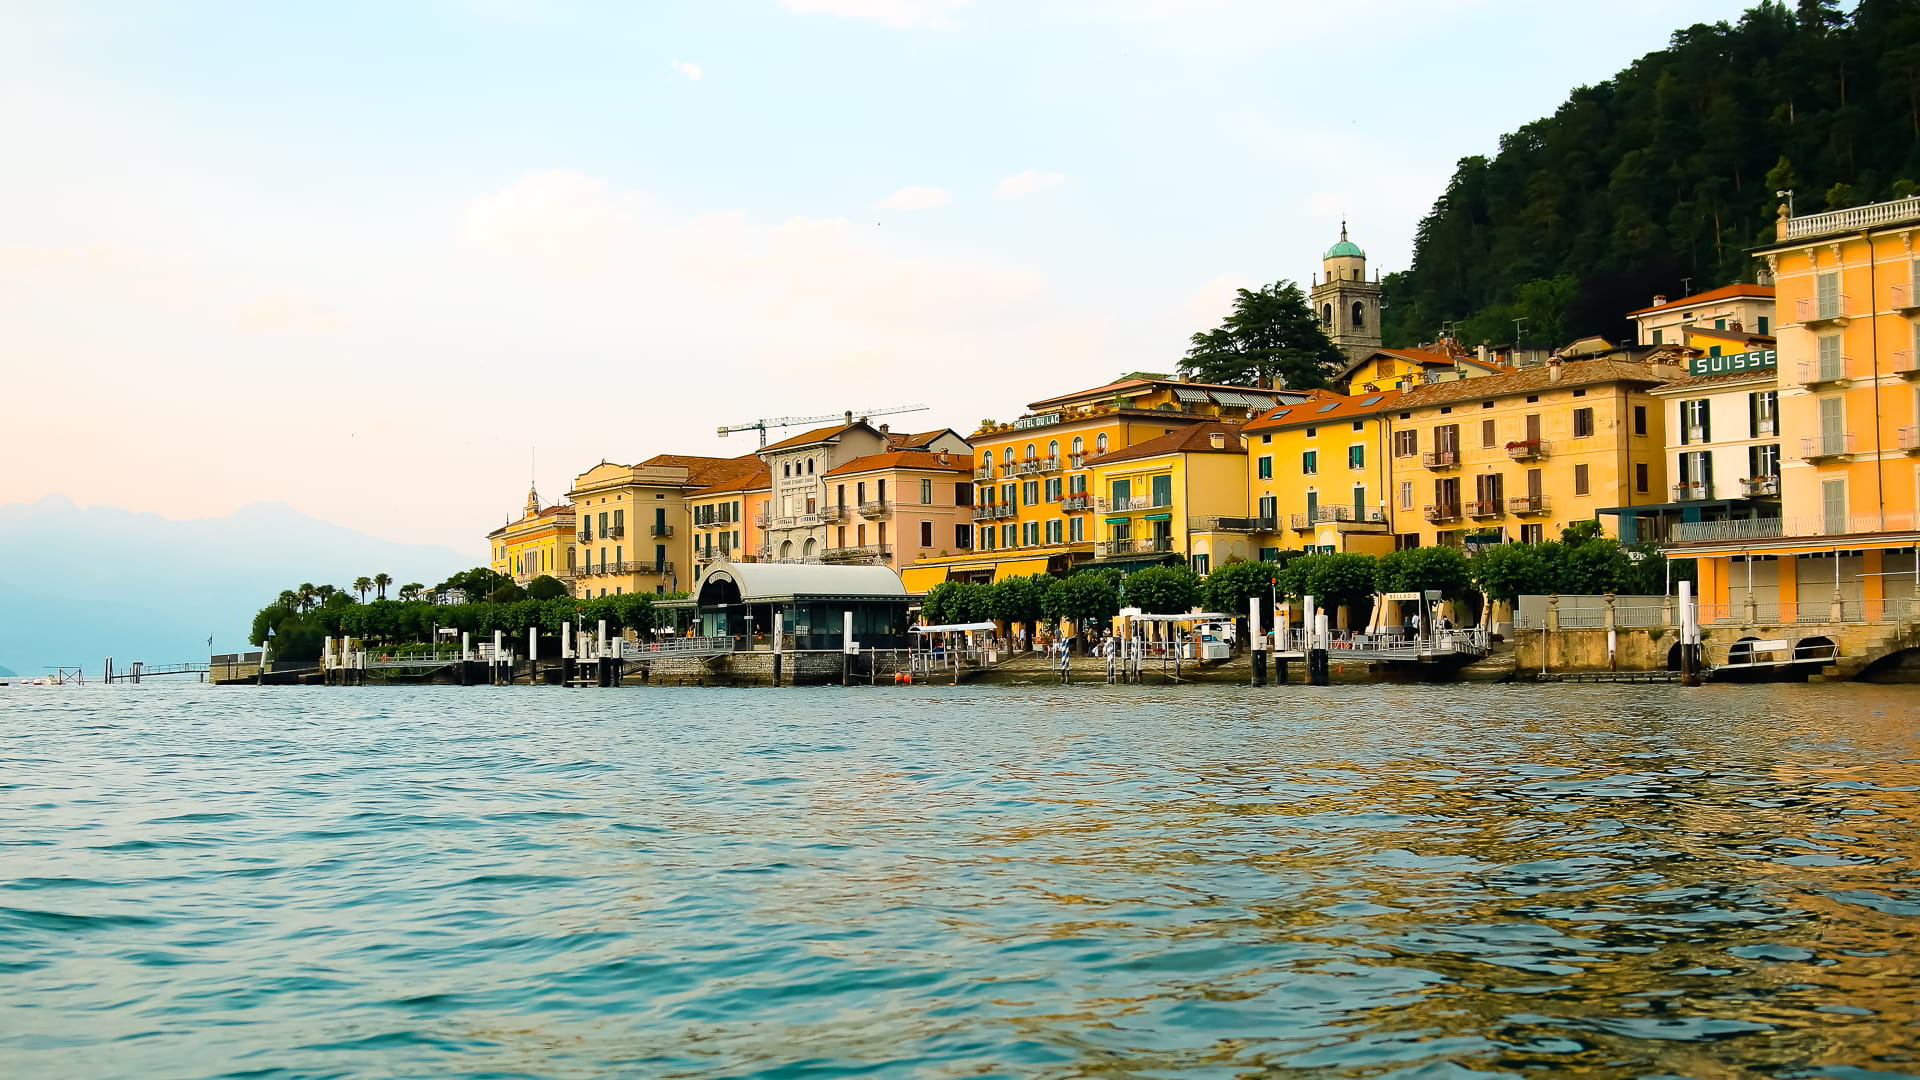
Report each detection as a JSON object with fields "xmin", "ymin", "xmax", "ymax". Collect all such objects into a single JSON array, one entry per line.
[
  {"xmin": 874, "ymin": 185, "xmax": 951, "ymax": 211},
  {"xmin": 457, "ymin": 170, "xmax": 636, "ymax": 280},
  {"xmin": 670, "ymin": 58, "xmax": 704, "ymax": 81},
  {"xmin": 995, "ymin": 168, "xmax": 1068, "ymax": 199},
  {"xmin": 777, "ymin": 0, "xmax": 973, "ymax": 29}
]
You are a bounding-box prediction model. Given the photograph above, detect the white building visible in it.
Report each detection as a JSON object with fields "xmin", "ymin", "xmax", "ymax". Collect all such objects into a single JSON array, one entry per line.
[{"xmin": 1645, "ymin": 348, "xmax": 1783, "ymax": 540}]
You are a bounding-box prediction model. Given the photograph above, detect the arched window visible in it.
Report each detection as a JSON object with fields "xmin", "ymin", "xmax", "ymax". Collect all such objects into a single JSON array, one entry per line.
[
  {"xmin": 802, "ymin": 537, "xmax": 817, "ymax": 558},
  {"xmin": 806, "ymin": 458, "xmax": 814, "ymax": 474},
  {"xmin": 1072, "ymin": 436, "xmax": 1084, "ymax": 455},
  {"xmin": 981, "ymin": 451, "xmax": 992, "ymax": 469},
  {"xmin": 1352, "ymin": 301, "xmax": 1366, "ymax": 328},
  {"xmin": 1095, "ymin": 433, "xmax": 1109, "ymax": 453},
  {"xmin": 1321, "ymin": 303, "xmax": 1333, "ymax": 327},
  {"xmin": 783, "ymin": 463, "xmax": 791, "ymax": 477},
  {"xmin": 1002, "ymin": 447, "xmax": 1013, "ymax": 465},
  {"xmin": 779, "ymin": 540, "xmax": 794, "ymax": 560},
  {"xmin": 1025, "ymin": 443, "xmax": 1036, "ymax": 460},
  {"xmin": 1048, "ymin": 440, "xmax": 1059, "ymax": 461}
]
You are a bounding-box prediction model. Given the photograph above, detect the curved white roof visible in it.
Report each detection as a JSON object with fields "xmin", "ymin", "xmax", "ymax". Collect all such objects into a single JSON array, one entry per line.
[{"xmin": 696, "ymin": 561, "xmax": 908, "ymax": 601}]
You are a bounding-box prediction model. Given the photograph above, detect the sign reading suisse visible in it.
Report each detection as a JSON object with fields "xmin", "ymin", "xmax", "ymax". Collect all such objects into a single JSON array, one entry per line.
[{"xmin": 1688, "ymin": 348, "xmax": 1777, "ymax": 377}]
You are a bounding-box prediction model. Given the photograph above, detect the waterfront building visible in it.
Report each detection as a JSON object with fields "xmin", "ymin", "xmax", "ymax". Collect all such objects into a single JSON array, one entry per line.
[
  {"xmin": 1238, "ymin": 390, "xmax": 1404, "ymax": 557},
  {"xmin": 1635, "ymin": 342, "xmax": 1783, "ymax": 544},
  {"xmin": 692, "ymin": 562, "xmax": 912, "ymax": 652},
  {"xmin": 686, "ymin": 463, "xmax": 771, "ymax": 579},
  {"xmin": 1336, "ymin": 344, "xmax": 1509, "ymax": 396},
  {"xmin": 1309, "ymin": 224, "xmax": 1383, "ymax": 364},
  {"xmin": 1627, "ymin": 283, "xmax": 1776, "ymax": 347},
  {"xmin": 1666, "ymin": 195, "xmax": 1920, "ymax": 628},
  {"xmin": 1085, "ymin": 421, "xmax": 1250, "ymax": 573},
  {"xmin": 820, "ymin": 449, "xmax": 975, "ymax": 571},
  {"xmin": 757, "ymin": 416, "xmax": 968, "ymax": 565},
  {"xmin": 1389, "ymin": 357, "xmax": 1676, "ymax": 549},
  {"xmin": 486, "ymin": 485, "xmax": 576, "ymax": 589},
  {"xmin": 569, "ymin": 454, "xmax": 760, "ymax": 597},
  {"xmin": 901, "ymin": 375, "xmax": 1310, "ymax": 590}
]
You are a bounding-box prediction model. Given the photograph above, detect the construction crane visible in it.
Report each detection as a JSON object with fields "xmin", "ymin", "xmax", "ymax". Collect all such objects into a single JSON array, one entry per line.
[{"xmin": 717, "ymin": 404, "xmax": 930, "ymax": 447}]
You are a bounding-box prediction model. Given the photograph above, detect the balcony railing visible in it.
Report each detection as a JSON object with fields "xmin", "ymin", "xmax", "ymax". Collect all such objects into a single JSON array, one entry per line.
[
  {"xmin": 1096, "ymin": 494, "xmax": 1174, "ymax": 513},
  {"xmin": 823, "ymin": 545, "xmax": 892, "ymax": 563},
  {"xmin": 1424, "ymin": 504, "xmax": 1462, "ymax": 524},
  {"xmin": 1506, "ymin": 439, "xmax": 1550, "ymax": 461},
  {"xmin": 1740, "ymin": 475, "xmax": 1781, "ymax": 497},
  {"xmin": 1892, "ymin": 282, "xmax": 1920, "ymax": 312},
  {"xmin": 1895, "ymin": 350, "xmax": 1919, "ymax": 379},
  {"xmin": 1289, "ymin": 504, "xmax": 1390, "ymax": 530},
  {"xmin": 971, "ymin": 504, "xmax": 1016, "ymax": 521},
  {"xmin": 1669, "ymin": 510, "xmax": 1920, "ymax": 543},
  {"xmin": 1797, "ymin": 359, "xmax": 1852, "ymax": 389},
  {"xmin": 1069, "ymin": 452, "xmax": 1089, "ymax": 469},
  {"xmin": 1672, "ymin": 481, "xmax": 1713, "ymax": 502},
  {"xmin": 858, "ymin": 500, "xmax": 893, "ymax": 518},
  {"xmin": 1508, "ymin": 495, "xmax": 1549, "ymax": 516},
  {"xmin": 1795, "ymin": 295, "xmax": 1852, "ymax": 325},
  {"xmin": 820, "ymin": 505, "xmax": 849, "ymax": 523},
  {"xmin": 576, "ymin": 531, "xmax": 592, "ymax": 543},
  {"xmin": 1014, "ymin": 457, "xmax": 1061, "ymax": 476},
  {"xmin": 754, "ymin": 512, "xmax": 772, "ymax": 527},
  {"xmin": 1211, "ymin": 516, "xmax": 1278, "ymax": 533},
  {"xmin": 1094, "ymin": 537, "xmax": 1176, "ymax": 558},
  {"xmin": 1802, "ymin": 433, "xmax": 1855, "ymax": 461},
  {"xmin": 1061, "ymin": 494, "xmax": 1094, "ymax": 512},
  {"xmin": 1900, "ymin": 425, "xmax": 1920, "ymax": 453},
  {"xmin": 648, "ymin": 524, "xmax": 671, "ymax": 537},
  {"xmin": 1422, "ymin": 450, "xmax": 1458, "ymax": 470},
  {"xmin": 973, "ymin": 466, "xmax": 996, "ymax": 480},
  {"xmin": 1465, "ymin": 499, "xmax": 1503, "ymax": 519},
  {"xmin": 1785, "ymin": 198, "xmax": 1920, "ymax": 239},
  {"xmin": 577, "ymin": 561, "xmax": 674, "ymax": 578}
]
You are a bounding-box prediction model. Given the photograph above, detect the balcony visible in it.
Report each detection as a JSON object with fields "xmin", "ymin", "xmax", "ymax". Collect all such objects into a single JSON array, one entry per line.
[
  {"xmin": 1796, "ymin": 295, "xmax": 1851, "ymax": 327},
  {"xmin": 577, "ymin": 561, "xmax": 674, "ymax": 578},
  {"xmin": 1802, "ymin": 433, "xmax": 1855, "ymax": 462},
  {"xmin": 820, "ymin": 505, "xmax": 848, "ymax": 523},
  {"xmin": 576, "ymin": 531, "xmax": 592, "ymax": 543},
  {"xmin": 1893, "ymin": 282, "xmax": 1920, "ymax": 313},
  {"xmin": 973, "ymin": 466, "xmax": 996, "ymax": 480},
  {"xmin": 754, "ymin": 512, "xmax": 772, "ymax": 527},
  {"xmin": 1895, "ymin": 350, "xmax": 1919, "ymax": 380},
  {"xmin": 1740, "ymin": 475, "xmax": 1781, "ymax": 497},
  {"xmin": 972, "ymin": 504, "xmax": 1015, "ymax": 521},
  {"xmin": 648, "ymin": 524, "xmax": 671, "ymax": 538},
  {"xmin": 1424, "ymin": 504, "xmax": 1462, "ymax": 524},
  {"xmin": 1505, "ymin": 439, "xmax": 1550, "ymax": 462},
  {"xmin": 1785, "ymin": 198, "xmax": 1920, "ymax": 240},
  {"xmin": 1210, "ymin": 516, "xmax": 1278, "ymax": 533},
  {"xmin": 1069, "ymin": 453, "xmax": 1089, "ymax": 469},
  {"xmin": 858, "ymin": 500, "xmax": 893, "ymax": 519},
  {"xmin": 596, "ymin": 525, "xmax": 620, "ymax": 540},
  {"xmin": 1900, "ymin": 426, "xmax": 1920, "ymax": 454},
  {"xmin": 1465, "ymin": 500, "xmax": 1503, "ymax": 519},
  {"xmin": 1096, "ymin": 494, "xmax": 1174, "ymax": 513},
  {"xmin": 1061, "ymin": 494, "xmax": 1095, "ymax": 513},
  {"xmin": 1094, "ymin": 537, "xmax": 1176, "ymax": 558},
  {"xmin": 1291, "ymin": 504, "xmax": 1390, "ymax": 531},
  {"xmin": 796, "ymin": 513, "xmax": 822, "ymax": 527},
  {"xmin": 1421, "ymin": 450, "xmax": 1458, "ymax": 470},
  {"xmin": 1508, "ymin": 494, "xmax": 1550, "ymax": 516},
  {"xmin": 1014, "ymin": 457, "xmax": 1062, "ymax": 476},
  {"xmin": 1797, "ymin": 359, "xmax": 1853, "ymax": 390},
  {"xmin": 1672, "ymin": 481, "xmax": 1712, "ymax": 502},
  {"xmin": 823, "ymin": 545, "xmax": 892, "ymax": 564}
]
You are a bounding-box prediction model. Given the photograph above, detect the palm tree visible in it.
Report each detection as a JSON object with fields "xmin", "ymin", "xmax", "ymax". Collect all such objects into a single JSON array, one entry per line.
[
  {"xmin": 277, "ymin": 589, "xmax": 298, "ymax": 611},
  {"xmin": 400, "ymin": 583, "xmax": 423, "ymax": 602},
  {"xmin": 373, "ymin": 573, "xmax": 392, "ymax": 600},
  {"xmin": 316, "ymin": 584, "xmax": 337, "ymax": 605},
  {"xmin": 352, "ymin": 576, "xmax": 373, "ymax": 602},
  {"xmin": 297, "ymin": 583, "xmax": 317, "ymax": 612}
]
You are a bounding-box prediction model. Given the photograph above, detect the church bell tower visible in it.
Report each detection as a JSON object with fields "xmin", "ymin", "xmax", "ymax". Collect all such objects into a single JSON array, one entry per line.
[{"xmin": 1309, "ymin": 222, "xmax": 1383, "ymax": 363}]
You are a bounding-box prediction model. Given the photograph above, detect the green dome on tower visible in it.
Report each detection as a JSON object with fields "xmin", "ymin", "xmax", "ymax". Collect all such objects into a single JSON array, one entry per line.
[{"xmin": 1323, "ymin": 222, "xmax": 1365, "ymax": 260}]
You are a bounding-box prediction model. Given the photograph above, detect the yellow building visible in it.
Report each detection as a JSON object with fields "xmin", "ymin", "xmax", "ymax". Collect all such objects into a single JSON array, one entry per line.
[
  {"xmin": 1238, "ymin": 390, "xmax": 1403, "ymax": 556},
  {"xmin": 901, "ymin": 374, "xmax": 1309, "ymax": 591},
  {"xmin": 1087, "ymin": 422, "xmax": 1250, "ymax": 574},
  {"xmin": 569, "ymin": 453, "xmax": 760, "ymax": 597},
  {"xmin": 1336, "ymin": 345, "xmax": 1510, "ymax": 397},
  {"xmin": 486, "ymin": 486, "xmax": 576, "ymax": 589},
  {"xmin": 1389, "ymin": 357, "xmax": 1675, "ymax": 548},
  {"xmin": 1667, "ymin": 196, "xmax": 1920, "ymax": 628}
]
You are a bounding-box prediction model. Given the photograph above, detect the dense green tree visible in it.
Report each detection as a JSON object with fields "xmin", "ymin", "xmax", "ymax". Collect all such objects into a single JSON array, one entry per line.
[
  {"xmin": 526, "ymin": 574, "xmax": 570, "ymax": 601},
  {"xmin": 1041, "ymin": 572, "xmax": 1121, "ymax": 630},
  {"xmin": 372, "ymin": 573, "xmax": 392, "ymax": 600},
  {"xmin": 1199, "ymin": 559, "xmax": 1283, "ymax": 617},
  {"xmin": 352, "ymin": 576, "xmax": 373, "ymax": 602},
  {"xmin": 1374, "ymin": 546, "xmax": 1473, "ymax": 598},
  {"xmin": 989, "ymin": 574, "xmax": 1050, "ymax": 628},
  {"xmin": 922, "ymin": 580, "xmax": 995, "ymax": 626},
  {"xmin": 1282, "ymin": 553, "xmax": 1379, "ymax": 619},
  {"xmin": 1122, "ymin": 565, "xmax": 1202, "ymax": 614},
  {"xmin": 1178, "ymin": 281, "xmax": 1344, "ymax": 390},
  {"xmin": 1470, "ymin": 543, "xmax": 1559, "ymax": 604},
  {"xmin": 399, "ymin": 583, "xmax": 424, "ymax": 602}
]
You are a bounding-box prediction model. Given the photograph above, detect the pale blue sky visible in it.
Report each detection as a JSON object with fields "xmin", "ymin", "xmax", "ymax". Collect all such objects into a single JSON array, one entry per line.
[{"xmin": 0, "ymin": 0, "xmax": 1752, "ymax": 550}]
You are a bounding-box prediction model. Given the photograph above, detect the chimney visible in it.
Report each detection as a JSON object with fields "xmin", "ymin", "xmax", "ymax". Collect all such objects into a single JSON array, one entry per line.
[
  {"xmin": 844, "ymin": 411, "xmax": 854, "ymax": 425},
  {"xmin": 879, "ymin": 423, "xmax": 889, "ymax": 435},
  {"xmin": 1652, "ymin": 294, "xmax": 1667, "ymax": 307},
  {"xmin": 1209, "ymin": 431, "xmax": 1226, "ymax": 449},
  {"xmin": 1730, "ymin": 319, "xmax": 1743, "ymax": 332},
  {"xmin": 936, "ymin": 452, "xmax": 949, "ymax": 466},
  {"xmin": 1547, "ymin": 354, "xmax": 1563, "ymax": 383}
]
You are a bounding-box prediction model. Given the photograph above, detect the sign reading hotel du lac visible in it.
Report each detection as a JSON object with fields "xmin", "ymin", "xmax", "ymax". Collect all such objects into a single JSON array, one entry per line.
[{"xmin": 1688, "ymin": 348, "xmax": 1777, "ymax": 377}]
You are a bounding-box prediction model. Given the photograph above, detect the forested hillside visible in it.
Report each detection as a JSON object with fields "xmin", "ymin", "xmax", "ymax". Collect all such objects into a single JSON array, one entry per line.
[{"xmin": 1383, "ymin": 0, "xmax": 1920, "ymax": 349}]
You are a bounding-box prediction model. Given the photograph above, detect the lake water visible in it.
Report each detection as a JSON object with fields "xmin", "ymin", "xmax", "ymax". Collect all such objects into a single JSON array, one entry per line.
[{"xmin": 3, "ymin": 683, "xmax": 1918, "ymax": 1079}]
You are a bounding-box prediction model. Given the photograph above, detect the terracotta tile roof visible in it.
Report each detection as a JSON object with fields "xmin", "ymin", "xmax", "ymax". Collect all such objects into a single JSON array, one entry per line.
[
  {"xmin": 758, "ymin": 422, "xmax": 868, "ymax": 453},
  {"xmin": 636, "ymin": 452, "xmax": 762, "ymax": 488},
  {"xmin": 1626, "ymin": 283, "xmax": 1774, "ymax": 316},
  {"xmin": 1684, "ymin": 326, "xmax": 1775, "ymax": 346},
  {"xmin": 1027, "ymin": 377, "xmax": 1300, "ymax": 410},
  {"xmin": 691, "ymin": 463, "xmax": 771, "ymax": 496},
  {"xmin": 887, "ymin": 428, "xmax": 959, "ymax": 449},
  {"xmin": 1244, "ymin": 388, "xmax": 1406, "ymax": 433},
  {"xmin": 1393, "ymin": 359, "xmax": 1676, "ymax": 410},
  {"xmin": 825, "ymin": 450, "xmax": 971, "ymax": 477},
  {"xmin": 1089, "ymin": 421, "xmax": 1243, "ymax": 465}
]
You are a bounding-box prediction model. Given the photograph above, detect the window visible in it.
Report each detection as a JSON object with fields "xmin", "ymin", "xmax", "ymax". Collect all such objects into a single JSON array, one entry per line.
[
  {"xmin": 1633, "ymin": 405, "xmax": 1647, "ymax": 436},
  {"xmin": 1022, "ymin": 480, "xmax": 1040, "ymax": 505},
  {"xmin": 1023, "ymin": 521, "xmax": 1040, "ymax": 546},
  {"xmin": 1399, "ymin": 480, "xmax": 1413, "ymax": 510},
  {"xmin": 921, "ymin": 479, "xmax": 934, "ymax": 504},
  {"xmin": 1305, "ymin": 427, "xmax": 1318, "ymax": 437},
  {"xmin": 1750, "ymin": 442, "xmax": 1780, "ymax": 479},
  {"xmin": 956, "ymin": 482, "xmax": 972, "ymax": 506},
  {"xmin": 1351, "ymin": 301, "xmax": 1365, "ymax": 328},
  {"xmin": 1258, "ymin": 455, "xmax": 1273, "ymax": 479},
  {"xmin": 1003, "ymin": 523, "xmax": 1017, "ymax": 548},
  {"xmin": 1003, "ymin": 447, "xmax": 1013, "ymax": 465},
  {"xmin": 1481, "ymin": 418, "xmax": 1496, "ymax": 447},
  {"xmin": 806, "ymin": 458, "xmax": 814, "ymax": 474},
  {"xmin": 1072, "ymin": 436, "xmax": 1084, "ymax": 456},
  {"xmin": 1815, "ymin": 271, "xmax": 1841, "ymax": 319},
  {"xmin": 1045, "ymin": 477, "xmax": 1063, "ymax": 501},
  {"xmin": 920, "ymin": 520, "xmax": 933, "ymax": 546},
  {"xmin": 1680, "ymin": 399, "xmax": 1710, "ymax": 443},
  {"xmin": 1069, "ymin": 516, "xmax": 1084, "ymax": 542},
  {"xmin": 1348, "ymin": 444, "xmax": 1365, "ymax": 469},
  {"xmin": 1635, "ymin": 462, "xmax": 1648, "ymax": 493},
  {"xmin": 1572, "ymin": 408, "xmax": 1595, "ymax": 438},
  {"xmin": 1521, "ymin": 523, "xmax": 1544, "ymax": 543},
  {"xmin": 956, "ymin": 524, "xmax": 973, "ymax": 549},
  {"xmin": 1817, "ymin": 334, "xmax": 1843, "ymax": 380},
  {"xmin": 1758, "ymin": 316, "xmax": 1769, "ymax": 334},
  {"xmin": 1096, "ymin": 433, "xmax": 1108, "ymax": 453},
  {"xmin": 1352, "ymin": 420, "xmax": 1365, "ymax": 431},
  {"xmin": 1302, "ymin": 450, "xmax": 1318, "ymax": 474},
  {"xmin": 1393, "ymin": 429, "xmax": 1418, "ymax": 457},
  {"xmin": 1750, "ymin": 390, "xmax": 1779, "ymax": 437},
  {"xmin": 1715, "ymin": 317, "xmax": 1727, "ymax": 329},
  {"xmin": 1045, "ymin": 519, "xmax": 1063, "ymax": 544},
  {"xmin": 1573, "ymin": 463, "xmax": 1590, "ymax": 496},
  {"xmin": 1262, "ymin": 433, "xmax": 1272, "ymax": 444},
  {"xmin": 1048, "ymin": 440, "xmax": 1059, "ymax": 462},
  {"xmin": 1572, "ymin": 389, "xmax": 1587, "ymax": 398},
  {"xmin": 1652, "ymin": 328, "xmax": 1664, "ymax": 345},
  {"xmin": 1194, "ymin": 552, "xmax": 1212, "ymax": 575},
  {"xmin": 1822, "ymin": 478, "xmax": 1847, "ymax": 534},
  {"xmin": 1025, "ymin": 443, "xmax": 1036, "ymax": 460}
]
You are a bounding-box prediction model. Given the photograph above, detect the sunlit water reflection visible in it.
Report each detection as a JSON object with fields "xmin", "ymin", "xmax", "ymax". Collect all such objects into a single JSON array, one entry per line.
[{"xmin": 3, "ymin": 683, "xmax": 1917, "ymax": 1079}]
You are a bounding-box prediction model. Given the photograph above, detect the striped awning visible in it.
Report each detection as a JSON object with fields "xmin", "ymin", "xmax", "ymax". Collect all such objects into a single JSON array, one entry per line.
[{"xmin": 1173, "ymin": 387, "xmax": 1212, "ymax": 403}]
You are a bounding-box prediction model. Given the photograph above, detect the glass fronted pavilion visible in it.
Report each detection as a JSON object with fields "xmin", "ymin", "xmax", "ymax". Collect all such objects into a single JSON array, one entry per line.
[{"xmin": 693, "ymin": 563, "xmax": 913, "ymax": 652}]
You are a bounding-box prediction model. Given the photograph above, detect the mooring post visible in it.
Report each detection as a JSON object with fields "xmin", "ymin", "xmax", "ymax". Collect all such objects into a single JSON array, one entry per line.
[
  {"xmin": 772, "ymin": 612, "xmax": 784, "ymax": 686},
  {"xmin": 561, "ymin": 620, "xmax": 574, "ymax": 686},
  {"xmin": 1250, "ymin": 597, "xmax": 1267, "ymax": 687},
  {"xmin": 843, "ymin": 610, "xmax": 853, "ymax": 687},
  {"xmin": 1680, "ymin": 580, "xmax": 1701, "ymax": 687}
]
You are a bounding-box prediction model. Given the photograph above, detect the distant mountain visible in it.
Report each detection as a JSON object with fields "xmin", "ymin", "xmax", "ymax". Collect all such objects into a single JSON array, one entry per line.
[
  {"xmin": 0, "ymin": 665, "xmax": 16, "ymax": 678},
  {"xmin": 0, "ymin": 496, "xmax": 468, "ymax": 677}
]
